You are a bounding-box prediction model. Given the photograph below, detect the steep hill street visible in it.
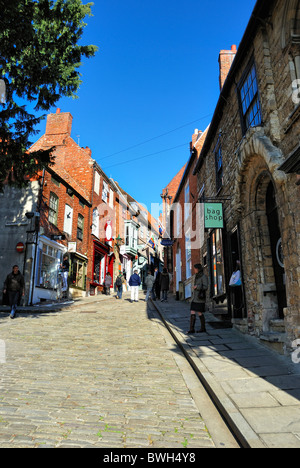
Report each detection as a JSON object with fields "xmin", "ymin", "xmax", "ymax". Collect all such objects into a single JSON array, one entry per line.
[{"xmin": 0, "ymin": 294, "xmax": 238, "ymax": 449}]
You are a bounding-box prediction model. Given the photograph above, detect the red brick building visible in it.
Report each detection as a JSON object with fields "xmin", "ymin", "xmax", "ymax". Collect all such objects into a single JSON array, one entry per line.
[{"xmin": 30, "ymin": 109, "xmax": 118, "ymax": 300}]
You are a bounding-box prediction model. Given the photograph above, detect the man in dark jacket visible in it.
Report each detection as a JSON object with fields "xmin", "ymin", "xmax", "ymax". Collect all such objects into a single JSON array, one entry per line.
[
  {"xmin": 3, "ymin": 265, "xmax": 25, "ymax": 319},
  {"xmin": 129, "ymin": 270, "xmax": 141, "ymax": 302},
  {"xmin": 160, "ymin": 268, "xmax": 170, "ymax": 302}
]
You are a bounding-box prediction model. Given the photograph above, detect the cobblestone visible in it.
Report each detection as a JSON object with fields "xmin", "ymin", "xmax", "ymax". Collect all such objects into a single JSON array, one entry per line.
[{"xmin": 0, "ymin": 295, "xmax": 219, "ymax": 448}]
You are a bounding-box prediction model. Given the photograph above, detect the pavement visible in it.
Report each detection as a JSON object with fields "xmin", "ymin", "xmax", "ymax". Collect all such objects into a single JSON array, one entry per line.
[
  {"xmin": 151, "ymin": 294, "xmax": 300, "ymax": 448},
  {"xmin": 1, "ymin": 292, "xmax": 300, "ymax": 448}
]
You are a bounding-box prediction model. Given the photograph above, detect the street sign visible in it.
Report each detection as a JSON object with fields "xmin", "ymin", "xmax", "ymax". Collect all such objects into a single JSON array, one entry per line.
[
  {"xmin": 16, "ymin": 242, "xmax": 25, "ymax": 253},
  {"xmin": 204, "ymin": 203, "xmax": 224, "ymax": 229}
]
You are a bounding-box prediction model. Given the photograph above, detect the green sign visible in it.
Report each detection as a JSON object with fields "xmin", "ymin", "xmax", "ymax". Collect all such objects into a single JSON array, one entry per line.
[{"xmin": 204, "ymin": 203, "xmax": 224, "ymax": 229}]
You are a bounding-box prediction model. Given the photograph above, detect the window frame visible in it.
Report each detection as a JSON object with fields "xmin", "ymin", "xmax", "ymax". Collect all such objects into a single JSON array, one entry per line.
[
  {"xmin": 214, "ymin": 137, "xmax": 223, "ymax": 193},
  {"xmin": 77, "ymin": 214, "xmax": 84, "ymax": 242},
  {"xmin": 49, "ymin": 192, "xmax": 59, "ymax": 226},
  {"xmin": 237, "ymin": 59, "xmax": 262, "ymax": 134}
]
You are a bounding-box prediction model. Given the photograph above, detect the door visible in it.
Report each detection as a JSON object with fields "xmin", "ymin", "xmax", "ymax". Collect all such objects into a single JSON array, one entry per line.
[
  {"xmin": 266, "ymin": 182, "xmax": 287, "ymax": 319},
  {"xmin": 229, "ymin": 226, "xmax": 245, "ymax": 319}
]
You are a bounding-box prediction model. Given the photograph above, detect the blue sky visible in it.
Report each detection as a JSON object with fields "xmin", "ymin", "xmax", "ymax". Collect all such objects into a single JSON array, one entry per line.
[{"xmin": 35, "ymin": 0, "xmax": 257, "ymax": 214}]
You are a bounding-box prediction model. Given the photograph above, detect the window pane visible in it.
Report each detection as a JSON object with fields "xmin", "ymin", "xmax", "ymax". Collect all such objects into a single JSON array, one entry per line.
[
  {"xmin": 49, "ymin": 193, "xmax": 59, "ymax": 225},
  {"xmin": 239, "ymin": 63, "xmax": 262, "ymax": 132}
]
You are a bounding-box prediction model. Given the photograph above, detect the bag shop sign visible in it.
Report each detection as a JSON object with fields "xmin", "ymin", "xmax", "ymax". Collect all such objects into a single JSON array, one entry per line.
[{"xmin": 204, "ymin": 203, "xmax": 224, "ymax": 229}]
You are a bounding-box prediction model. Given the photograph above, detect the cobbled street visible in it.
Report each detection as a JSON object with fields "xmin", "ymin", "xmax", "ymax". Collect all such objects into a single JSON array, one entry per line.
[{"xmin": 0, "ymin": 296, "xmax": 229, "ymax": 449}]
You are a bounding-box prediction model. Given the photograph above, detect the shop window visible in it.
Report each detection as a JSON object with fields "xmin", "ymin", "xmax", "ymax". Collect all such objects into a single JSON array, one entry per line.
[
  {"xmin": 210, "ymin": 229, "xmax": 226, "ymax": 297},
  {"xmin": 238, "ymin": 61, "xmax": 262, "ymax": 134},
  {"xmin": 71, "ymin": 258, "xmax": 86, "ymax": 290},
  {"xmin": 37, "ymin": 243, "xmax": 63, "ymax": 289},
  {"xmin": 49, "ymin": 192, "xmax": 59, "ymax": 226},
  {"xmin": 77, "ymin": 214, "xmax": 84, "ymax": 241}
]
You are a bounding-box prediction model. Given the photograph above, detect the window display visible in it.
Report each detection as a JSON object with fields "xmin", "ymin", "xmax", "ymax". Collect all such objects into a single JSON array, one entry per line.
[{"xmin": 37, "ymin": 242, "xmax": 63, "ymax": 289}]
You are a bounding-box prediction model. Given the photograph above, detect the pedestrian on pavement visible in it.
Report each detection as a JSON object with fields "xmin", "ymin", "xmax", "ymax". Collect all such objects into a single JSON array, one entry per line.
[
  {"xmin": 104, "ymin": 272, "xmax": 112, "ymax": 295},
  {"xmin": 129, "ymin": 270, "xmax": 141, "ymax": 302},
  {"xmin": 153, "ymin": 267, "xmax": 161, "ymax": 300},
  {"xmin": 61, "ymin": 255, "xmax": 69, "ymax": 292},
  {"xmin": 115, "ymin": 273, "xmax": 123, "ymax": 299},
  {"xmin": 160, "ymin": 268, "xmax": 170, "ymax": 302},
  {"xmin": 145, "ymin": 271, "xmax": 155, "ymax": 302},
  {"xmin": 188, "ymin": 264, "xmax": 208, "ymax": 334},
  {"xmin": 3, "ymin": 265, "xmax": 25, "ymax": 319}
]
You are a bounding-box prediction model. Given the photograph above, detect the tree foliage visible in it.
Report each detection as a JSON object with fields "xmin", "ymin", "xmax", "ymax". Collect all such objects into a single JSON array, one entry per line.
[{"xmin": 0, "ymin": 0, "xmax": 97, "ymax": 190}]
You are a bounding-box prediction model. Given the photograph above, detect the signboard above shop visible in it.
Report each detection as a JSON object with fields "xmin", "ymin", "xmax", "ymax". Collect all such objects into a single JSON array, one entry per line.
[
  {"xmin": 160, "ymin": 239, "xmax": 174, "ymax": 247},
  {"xmin": 204, "ymin": 203, "xmax": 224, "ymax": 229}
]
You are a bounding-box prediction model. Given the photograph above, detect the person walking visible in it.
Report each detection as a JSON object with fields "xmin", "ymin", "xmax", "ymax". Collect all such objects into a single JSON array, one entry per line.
[
  {"xmin": 188, "ymin": 264, "xmax": 208, "ymax": 334},
  {"xmin": 3, "ymin": 265, "xmax": 25, "ymax": 319},
  {"xmin": 160, "ymin": 268, "xmax": 170, "ymax": 302},
  {"xmin": 129, "ymin": 270, "xmax": 141, "ymax": 302},
  {"xmin": 115, "ymin": 273, "xmax": 123, "ymax": 300},
  {"xmin": 145, "ymin": 271, "xmax": 155, "ymax": 302},
  {"xmin": 153, "ymin": 268, "xmax": 161, "ymax": 300},
  {"xmin": 104, "ymin": 272, "xmax": 112, "ymax": 295}
]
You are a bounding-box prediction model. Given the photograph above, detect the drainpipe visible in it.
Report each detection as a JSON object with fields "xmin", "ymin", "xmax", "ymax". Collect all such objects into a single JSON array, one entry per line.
[{"xmin": 29, "ymin": 169, "xmax": 45, "ymax": 306}]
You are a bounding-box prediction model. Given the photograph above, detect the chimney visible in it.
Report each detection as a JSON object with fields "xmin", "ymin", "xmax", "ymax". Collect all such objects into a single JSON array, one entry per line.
[
  {"xmin": 191, "ymin": 129, "xmax": 203, "ymax": 147},
  {"xmin": 190, "ymin": 129, "xmax": 203, "ymax": 152},
  {"xmin": 218, "ymin": 45, "xmax": 237, "ymax": 91},
  {"xmin": 45, "ymin": 109, "xmax": 73, "ymax": 136}
]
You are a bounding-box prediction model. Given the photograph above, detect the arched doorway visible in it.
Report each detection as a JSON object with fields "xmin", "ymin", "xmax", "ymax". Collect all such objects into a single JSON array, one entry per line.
[
  {"xmin": 236, "ymin": 129, "xmax": 288, "ymax": 342},
  {"xmin": 253, "ymin": 173, "xmax": 287, "ymax": 324},
  {"xmin": 265, "ymin": 181, "xmax": 287, "ymax": 319}
]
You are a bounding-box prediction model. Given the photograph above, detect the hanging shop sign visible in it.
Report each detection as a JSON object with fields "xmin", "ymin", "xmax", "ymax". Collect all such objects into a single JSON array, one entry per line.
[
  {"xmin": 204, "ymin": 203, "xmax": 224, "ymax": 229},
  {"xmin": 160, "ymin": 239, "xmax": 174, "ymax": 247},
  {"xmin": 105, "ymin": 221, "xmax": 113, "ymax": 242}
]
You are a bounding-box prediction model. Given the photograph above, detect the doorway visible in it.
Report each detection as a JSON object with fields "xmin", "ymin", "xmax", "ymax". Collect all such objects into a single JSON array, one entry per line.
[
  {"xmin": 229, "ymin": 226, "xmax": 246, "ymax": 319},
  {"xmin": 266, "ymin": 182, "xmax": 287, "ymax": 319}
]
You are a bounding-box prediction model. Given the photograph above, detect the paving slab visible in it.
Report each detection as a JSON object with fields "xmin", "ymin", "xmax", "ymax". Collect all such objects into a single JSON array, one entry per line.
[{"xmin": 151, "ymin": 295, "xmax": 300, "ymax": 449}]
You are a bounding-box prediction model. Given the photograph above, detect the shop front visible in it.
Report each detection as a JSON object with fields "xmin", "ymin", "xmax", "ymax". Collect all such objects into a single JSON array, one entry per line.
[
  {"xmin": 32, "ymin": 235, "xmax": 66, "ymax": 303},
  {"xmin": 90, "ymin": 240, "xmax": 110, "ymax": 295},
  {"xmin": 68, "ymin": 246, "xmax": 88, "ymax": 297}
]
